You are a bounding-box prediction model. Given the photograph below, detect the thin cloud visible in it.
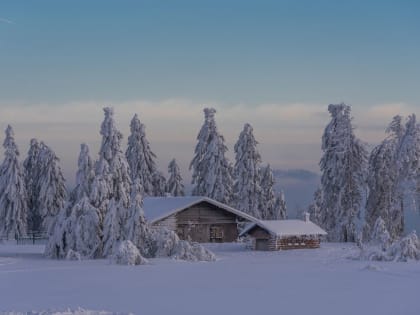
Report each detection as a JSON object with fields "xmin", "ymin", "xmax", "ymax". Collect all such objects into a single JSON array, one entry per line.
[{"xmin": 0, "ymin": 18, "xmax": 14, "ymax": 24}]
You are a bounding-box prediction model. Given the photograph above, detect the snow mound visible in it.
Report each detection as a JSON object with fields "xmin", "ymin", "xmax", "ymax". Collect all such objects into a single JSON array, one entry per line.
[
  {"xmin": 66, "ymin": 250, "xmax": 82, "ymax": 261},
  {"xmin": 0, "ymin": 308, "xmax": 133, "ymax": 315},
  {"xmin": 172, "ymin": 240, "xmax": 216, "ymax": 262},
  {"xmin": 150, "ymin": 228, "xmax": 216, "ymax": 262},
  {"xmin": 361, "ymin": 264, "xmax": 385, "ymax": 271},
  {"xmin": 112, "ymin": 241, "xmax": 148, "ymax": 266},
  {"xmin": 357, "ymin": 231, "xmax": 420, "ymax": 262}
]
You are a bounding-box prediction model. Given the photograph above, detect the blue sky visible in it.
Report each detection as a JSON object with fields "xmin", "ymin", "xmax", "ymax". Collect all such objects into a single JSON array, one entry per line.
[
  {"xmin": 0, "ymin": 0, "xmax": 419, "ymax": 183},
  {"xmin": 1, "ymin": 0, "xmax": 419, "ymax": 104}
]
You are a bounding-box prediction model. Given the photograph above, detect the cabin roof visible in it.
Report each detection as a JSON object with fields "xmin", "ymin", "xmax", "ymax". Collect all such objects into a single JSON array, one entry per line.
[
  {"xmin": 143, "ymin": 196, "xmax": 258, "ymax": 224},
  {"xmin": 240, "ymin": 219, "xmax": 327, "ymax": 237}
]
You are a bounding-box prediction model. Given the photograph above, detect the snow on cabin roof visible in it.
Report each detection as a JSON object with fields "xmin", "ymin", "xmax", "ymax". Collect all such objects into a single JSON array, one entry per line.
[
  {"xmin": 240, "ymin": 219, "xmax": 327, "ymax": 237},
  {"xmin": 142, "ymin": 196, "xmax": 258, "ymax": 224}
]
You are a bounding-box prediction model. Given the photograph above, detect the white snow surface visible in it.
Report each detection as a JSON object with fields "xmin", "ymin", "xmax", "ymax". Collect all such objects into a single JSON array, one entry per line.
[
  {"xmin": 1, "ymin": 309, "xmax": 131, "ymax": 315},
  {"xmin": 241, "ymin": 219, "xmax": 327, "ymax": 237},
  {"xmin": 1, "ymin": 243, "xmax": 420, "ymax": 315}
]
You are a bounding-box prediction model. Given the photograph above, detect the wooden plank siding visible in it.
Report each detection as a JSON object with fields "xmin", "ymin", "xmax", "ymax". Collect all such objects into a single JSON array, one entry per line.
[
  {"xmin": 153, "ymin": 201, "xmax": 240, "ymax": 243},
  {"xmin": 247, "ymin": 225, "xmax": 321, "ymax": 250}
]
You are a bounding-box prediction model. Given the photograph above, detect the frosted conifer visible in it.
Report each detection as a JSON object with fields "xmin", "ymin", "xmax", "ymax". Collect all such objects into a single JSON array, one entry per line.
[
  {"xmin": 92, "ymin": 107, "xmax": 131, "ymax": 214},
  {"xmin": 152, "ymin": 171, "xmax": 166, "ymax": 197},
  {"xmin": 125, "ymin": 179, "xmax": 152, "ymax": 257},
  {"xmin": 70, "ymin": 143, "xmax": 94, "ymax": 204},
  {"xmin": 365, "ymin": 115, "xmax": 420, "ymax": 240},
  {"xmin": 319, "ymin": 103, "xmax": 367, "ymax": 242},
  {"xmin": 46, "ymin": 144, "xmax": 101, "ymax": 259},
  {"xmin": 37, "ymin": 142, "xmax": 67, "ymax": 233},
  {"xmin": 190, "ymin": 108, "xmax": 233, "ymax": 204},
  {"xmin": 102, "ymin": 198, "xmax": 124, "ymax": 257},
  {"xmin": 275, "ymin": 190, "xmax": 287, "ymax": 220},
  {"xmin": 23, "ymin": 138, "xmax": 42, "ymax": 231},
  {"xmin": 166, "ymin": 159, "xmax": 185, "ymax": 196},
  {"xmin": 259, "ymin": 164, "xmax": 277, "ymax": 220},
  {"xmin": 0, "ymin": 125, "xmax": 28, "ymax": 238},
  {"xmin": 93, "ymin": 107, "xmax": 132, "ymax": 256},
  {"xmin": 233, "ymin": 123, "xmax": 262, "ymax": 218},
  {"xmin": 308, "ymin": 188, "xmax": 323, "ymax": 225},
  {"xmin": 126, "ymin": 114, "xmax": 160, "ymax": 196}
]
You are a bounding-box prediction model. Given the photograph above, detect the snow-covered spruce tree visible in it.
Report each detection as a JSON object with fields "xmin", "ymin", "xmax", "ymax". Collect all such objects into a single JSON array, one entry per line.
[
  {"xmin": 308, "ymin": 188, "xmax": 323, "ymax": 225},
  {"xmin": 166, "ymin": 159, "xmax": 185, "ymax": 196},
  {"xmin": 259, "ymin": 164, "xmax": 278, "ymax": 220},
  {"xmin": 319, "ymin": 103, "xmax": 367, "ymax": 242},
  {"xmin": 190, "ymin": 108, "xmax": 234, "ymax": 204},
  {"xmin": 47, "ymin": 108, "xmax": 216, "ymax": 262},
  {"xmin": 0, "ymin": 125, "xmax": 28, "ymax": 238},
  {"xmin": 23, "ymin": 138, "xmax": 42, "ymax": 232},
  {"xmin": 275, "ymin": 190, "xmax": 287, "ymax": 220},
  {"xmin": 45, "ymin": 143, "xmax": 101, "ymax": 258},
  {"xmin": 370, "ymin": 217, "xmax": 392, "ymax": 251},
  {"xmin": 93, "ymin": 107, "xmax": 132, "ymax": 255},
  {"xmin": 70, "ymin": 143, "xmax": 95, "ymax": 204},
  {"xmin": 152, "ymin": 171, "xmax": 166, "ymax": 197},
  {"xmin": 36, "ymin": 142, "xmax": 67, "ymax": 234},
  {"xmin": 48, "ymin": 108, "xmax": 131, "ymax": 259},
  {"xmin": 125, "ymin": 179, "xmax": 154, "ymax": 257},
  {"xmin": 233, "ymin": 123, "xmax": 262, "ymax": 218},
  {"xmin": 126, "ymin": 114, "xmax": 161, "ymax": 196},
  {"xmin": 365, "ymin": 115, "xmax": 420, "ymax": 240}
]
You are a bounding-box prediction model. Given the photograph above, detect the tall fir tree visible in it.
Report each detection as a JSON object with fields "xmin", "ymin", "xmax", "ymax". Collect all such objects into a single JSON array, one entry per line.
[
  {"xmin": 233, "ymin": 123, "xmax": 262, "ymax": 218},
  {"xmin": 319, "ymin": 103, "xmax": 367, "ymax": 242},
  {"xmin": 308, "ymin": 188, "xmax": 323, "ymax": 225},
  {"xmin": 0, "ymin": 125, "xmax": 28, "ymax": 238},
  {"xmin": 190, "ymin": 108, "xmax": 234, "ymax": 204},
  {"xmin": 46, "ymin": 143, "xmax": 102, "ymax": 258},
  {"xmin": 93, "ymin": 107, "xmax": 132, "ymax": 256},
  {"xmin": 70, "ymin": 143, "xmax": 95, "ymax": 204},
  {"xmin": 23, "ymin": 138, "xmax": 42, "ymax": 231},
  {"xmin": 152, "ymin": 171, "xmax": 167, "ymax": 196},
  {"xmin": 69, "ymin": 144, "xmax": 101, "ymax": 258},
  {"xmin": 365, "ymin": 115, "xmax": 420, "ymax": 240},
  {"xmin": 259, "ymin": 164, "xmax": 278, "ymax": 220},
  {"xmin": 126, "ymin": 114, "xmax": 163, "ymax": 196},
  {"xmin": 166, "ymin": 159, "xmax": 185, "ymax": 196},
  {"xmin": 275, "ymin": 190, "xmax": 287, "ymax": 220},
  {"xmin": 125, "ymin": 178, "xmax": 152, "ymax": 257},
  {"xmin": 37, "ymin": 142, "xmax": 67, "ymax": 234}
]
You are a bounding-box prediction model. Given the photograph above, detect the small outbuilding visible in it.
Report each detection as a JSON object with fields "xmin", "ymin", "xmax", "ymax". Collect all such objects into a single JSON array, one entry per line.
[
  {"xmin": 240, "ymin": 213, "xmax": 327, "ymax": 251},
  {"xmin": 143, "ymin": 197, "xmax": 256, "ymax": 243}
]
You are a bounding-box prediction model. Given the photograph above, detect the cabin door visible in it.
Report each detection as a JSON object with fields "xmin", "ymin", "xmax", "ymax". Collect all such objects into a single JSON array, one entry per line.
[{"xmin": 255, "ymin": 239, "xmax": 269, "ymax": 251}]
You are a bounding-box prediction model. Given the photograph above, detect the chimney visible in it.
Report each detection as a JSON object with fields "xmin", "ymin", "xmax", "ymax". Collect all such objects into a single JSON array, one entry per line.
[{"xmin": 303, "ymin": 212, "xmax": 310, "ymax": 222}]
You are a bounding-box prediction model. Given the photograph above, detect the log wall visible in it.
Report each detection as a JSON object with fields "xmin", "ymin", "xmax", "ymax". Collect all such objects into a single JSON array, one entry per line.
[{"xmin": 153, "ymin": 201, "xmax": 240, "ymax": 243}]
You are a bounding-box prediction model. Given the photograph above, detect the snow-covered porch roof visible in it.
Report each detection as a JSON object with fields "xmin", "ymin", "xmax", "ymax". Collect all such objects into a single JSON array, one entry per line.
[
  {"xmin": 240, "ymin": 219, "xmax": 327, "ymax": 238},
  {"xmin": 142, "ymin": 196, "xmax": 259, "ymax": 224}
]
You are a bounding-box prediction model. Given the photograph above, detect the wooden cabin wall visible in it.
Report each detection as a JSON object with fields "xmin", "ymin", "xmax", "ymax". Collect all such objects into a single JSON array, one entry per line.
[
  {"xmin": 153, "ymin": 202, "xmax": 240, "ymax": 243},
  {"xmin": 277, "ymin": 236, "xmax": 320, "ymax": 250},
  {"xmin": 247, "ymin": 226, "xmax": 321, "ymax": 250}
]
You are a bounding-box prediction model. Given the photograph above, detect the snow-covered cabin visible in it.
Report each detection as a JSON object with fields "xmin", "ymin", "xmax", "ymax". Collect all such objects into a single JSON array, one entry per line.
[
  {"xmin": 240, "ymin": 213, "xmax": 327, "ymax": 250},
  {"xmin": 143, "ymin": 197, "xmax": 257, "ymax": 243}
]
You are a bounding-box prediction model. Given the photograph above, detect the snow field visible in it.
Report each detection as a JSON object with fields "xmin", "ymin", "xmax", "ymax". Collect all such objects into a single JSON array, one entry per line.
[{"xmin": 1, "ymin": 243, "xmax": 420, "ymax": 315}]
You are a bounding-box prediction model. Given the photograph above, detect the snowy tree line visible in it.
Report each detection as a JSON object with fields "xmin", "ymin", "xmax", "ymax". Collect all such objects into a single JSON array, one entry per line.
[
  {"xmin": 309, "ymin": 103, "xmax": 420, "ymax": 247},
  {"xmin": 0, "ymin": 106, "xmax": 288, "ymax": 262},
  {"xmin": 190, "ymin": 108, "xmax": 287, "ymax": 220},
  {"xmin": 0, "ymin": 106, "xmax": 287, "ymax": 241},
  {"xmin": 6, "ymin": 102, "xmax": 420, "ymax": 256}
]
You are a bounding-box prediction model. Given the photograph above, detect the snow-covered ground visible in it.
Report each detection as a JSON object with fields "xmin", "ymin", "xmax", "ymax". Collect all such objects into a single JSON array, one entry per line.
[{"xmin": 1, "ymin": 242, "xmax": 419, "ymax": 315}]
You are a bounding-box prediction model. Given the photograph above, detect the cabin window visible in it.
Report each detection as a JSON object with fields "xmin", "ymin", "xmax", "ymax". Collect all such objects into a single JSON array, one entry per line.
[{"xmin": 210, "ymin": 226, "xmax": 224, "ymax": 242}]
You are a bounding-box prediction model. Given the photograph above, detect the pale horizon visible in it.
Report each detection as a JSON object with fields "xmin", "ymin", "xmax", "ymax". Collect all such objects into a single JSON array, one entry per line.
[{"xmin": 0, "ymin": 100, "xmax": 418, "ymax": 186}]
